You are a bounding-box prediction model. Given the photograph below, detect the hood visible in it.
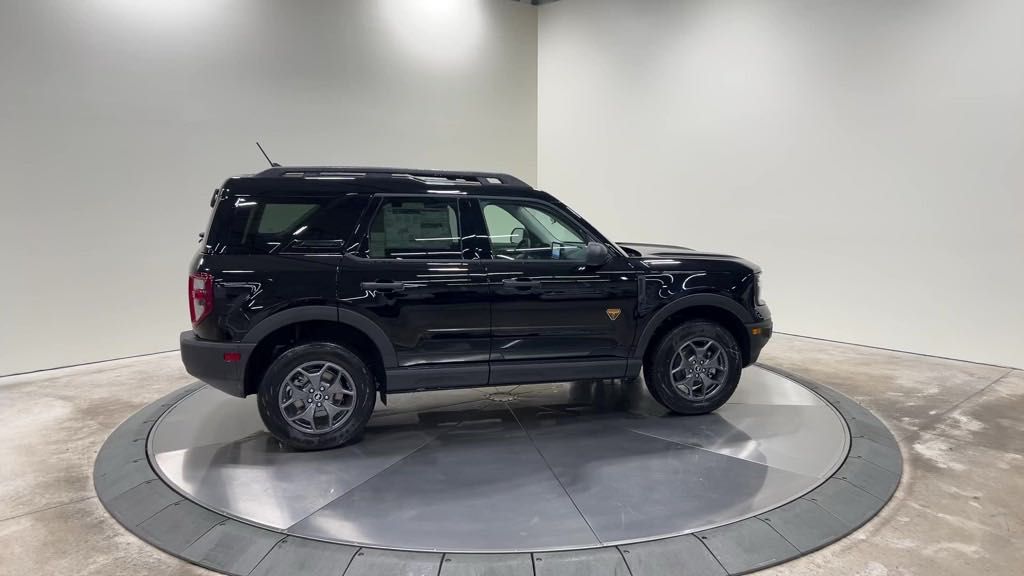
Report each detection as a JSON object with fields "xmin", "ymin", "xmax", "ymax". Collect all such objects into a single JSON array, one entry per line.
[
  {"xmin": 617, "ymin": 242, "xmax": 761, "ymax": 274},
  {"xmin": 617, "ymin": 242, "xmax": 694, "ymax": 257}
]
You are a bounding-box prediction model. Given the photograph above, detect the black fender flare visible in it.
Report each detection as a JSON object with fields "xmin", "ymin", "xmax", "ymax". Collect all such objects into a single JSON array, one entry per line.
[
  {"xmin": 242, "ymin": 305, "xmax": 398, "ymax": 368},
  {"xmin": 632, "ymin": 293, "xmax": 753, "ymax": 359}
]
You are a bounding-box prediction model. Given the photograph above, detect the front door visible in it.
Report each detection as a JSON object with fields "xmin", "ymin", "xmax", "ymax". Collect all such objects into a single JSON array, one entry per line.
[
  {"xmin": 473, "ymin": 198, "xmax": 638, "ymax": 382},
  {"xmin": 339, "ymin": 195, "xmax": 490, "ymax": 390}
]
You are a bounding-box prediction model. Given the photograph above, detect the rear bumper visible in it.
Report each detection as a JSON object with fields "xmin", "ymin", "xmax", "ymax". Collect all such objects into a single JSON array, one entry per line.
[
  {"xmin": 179, "ymin": 331, "xmax": 256, "ymax": 397},
  {"xmin": 746, "ymin": 320, "xmax": 773, "ymax": 365}
]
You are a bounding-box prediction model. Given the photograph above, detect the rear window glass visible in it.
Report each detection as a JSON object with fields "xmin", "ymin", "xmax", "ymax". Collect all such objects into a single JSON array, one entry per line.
[
  {"xmin": 208, "ymin": 195, "xmax": 369, "ymax": 254},
  {"xmin": 367, "ymin": 197, "xmax": 462, "ymax": 259}
]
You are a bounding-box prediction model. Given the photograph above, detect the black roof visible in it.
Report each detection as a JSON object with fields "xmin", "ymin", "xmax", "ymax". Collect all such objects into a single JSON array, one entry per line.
[{"xmin": 223, "ymin": 166, "xmax": 558, "ymax": 202}]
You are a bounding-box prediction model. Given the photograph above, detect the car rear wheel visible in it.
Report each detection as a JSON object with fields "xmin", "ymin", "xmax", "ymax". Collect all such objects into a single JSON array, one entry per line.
[
  {"xmin": 643, "ymin": 320, "xmax": 741, "ymax": 414},
  {"xmin": 257, "ymin": 342, "xmax": 375, "ymax": 451}
]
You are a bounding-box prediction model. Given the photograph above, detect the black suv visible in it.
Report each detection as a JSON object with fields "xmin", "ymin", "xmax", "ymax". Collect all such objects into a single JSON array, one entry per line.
[{"xmin": 181, "ymin": 166, "xmax": 771, "ymax": 450}]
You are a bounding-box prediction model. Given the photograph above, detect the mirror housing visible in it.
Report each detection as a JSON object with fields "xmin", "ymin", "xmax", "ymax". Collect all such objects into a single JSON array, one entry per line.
[
  {"xmin": 584, "ymin": 241, "xmax": 608, "ymax": 267},
  {"xmin": 509, "ymin": 227, "xmax": 526, "ymax": 246}
]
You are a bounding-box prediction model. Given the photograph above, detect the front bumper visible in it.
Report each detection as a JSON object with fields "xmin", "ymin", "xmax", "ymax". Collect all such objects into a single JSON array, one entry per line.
[
  {"xmin": 746, "ymin": 320, "xmax": 773, "ymax": 365},
  {"xmin": 179, "ymin": 331, "xmax": 256, "ymax": 397}
]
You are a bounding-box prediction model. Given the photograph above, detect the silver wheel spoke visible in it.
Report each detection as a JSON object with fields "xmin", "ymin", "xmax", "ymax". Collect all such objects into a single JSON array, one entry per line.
[
  {"xmin": 288, "ymin": 379, "xmax": 307, "ymax": 396},
  {"xmin": 707, "ymin": 348, "xmax": 721, "ymax": 365},
  {"xmin": 324, "ymin": 373, "xmax": 355, "ymax": 396},
  {"xmin": 687, "ymin": 342, "xmax": 702, "ymax": 359},
  {"xmin": 287, "ymin": 402, "xmax": 316, "ymax": 424},
  {"xmin": 323, "ymin": 400, "xmax": 346, "ymax": 420}
]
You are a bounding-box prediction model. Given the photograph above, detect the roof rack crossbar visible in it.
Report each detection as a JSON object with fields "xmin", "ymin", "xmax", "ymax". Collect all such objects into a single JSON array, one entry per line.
[{"xmin": 256, "ymin": 166, "xmax": 531, "ymax": 188}]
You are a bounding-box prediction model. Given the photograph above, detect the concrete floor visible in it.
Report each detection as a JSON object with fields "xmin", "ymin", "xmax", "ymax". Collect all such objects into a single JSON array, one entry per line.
[{"xmin": 0, "ymin": 334, "xmax": 1020, "ymax": 575}]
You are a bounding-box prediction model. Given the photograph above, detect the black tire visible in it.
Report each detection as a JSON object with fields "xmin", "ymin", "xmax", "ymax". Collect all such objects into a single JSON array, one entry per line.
[
  {"xmin": 257, "ymin": 342, "xmax": 376, "ymax": 451},
  {"xmin": 643, "ymin": 320, "xmax": 742, "ymax": 415}
]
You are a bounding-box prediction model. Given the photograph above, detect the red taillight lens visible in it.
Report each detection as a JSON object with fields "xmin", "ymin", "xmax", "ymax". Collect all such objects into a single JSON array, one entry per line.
[{"xmin": 189, "ymin": 272, "xmax": 214, "ymax": 326}]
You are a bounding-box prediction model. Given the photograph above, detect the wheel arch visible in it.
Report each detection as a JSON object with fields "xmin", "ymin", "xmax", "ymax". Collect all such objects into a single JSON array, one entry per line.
[
  {"xmin": 241, "ymin": 306, "xmax": 396, "ymax": 397},
  {"xmin": 634, "ymin": 295, "xmax": 753, "ymax": 367}
]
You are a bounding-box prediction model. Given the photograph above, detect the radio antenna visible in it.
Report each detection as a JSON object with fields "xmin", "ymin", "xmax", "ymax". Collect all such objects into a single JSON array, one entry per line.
[{"xmin": 256, "ymin": 141, "xmax": 280, "ymax": 167}]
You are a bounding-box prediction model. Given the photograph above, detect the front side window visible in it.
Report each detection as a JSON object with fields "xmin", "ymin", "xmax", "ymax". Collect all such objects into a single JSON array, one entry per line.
[
  {"xmin": 367, "ymin": 197, "xmax": 462, "ymax": 259},
  {"xmin": 481, "ymin": 200, "xmax": 587, "ymax": 261}
]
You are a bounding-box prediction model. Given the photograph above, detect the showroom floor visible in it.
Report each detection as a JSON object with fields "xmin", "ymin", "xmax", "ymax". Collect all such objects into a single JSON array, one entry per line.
[{"xmin": 0, "ymin": 334, "xmax": 1020, "ymax": 576}]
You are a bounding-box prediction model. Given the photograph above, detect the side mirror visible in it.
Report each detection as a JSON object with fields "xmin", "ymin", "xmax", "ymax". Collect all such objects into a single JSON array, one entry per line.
[
  {"xmin": 585, "ymin": 241, "xmax": 608, "ymax": 267},
  {"xmin": 510, "ymin": 227, "xmax": 525, "ymax": 246}
]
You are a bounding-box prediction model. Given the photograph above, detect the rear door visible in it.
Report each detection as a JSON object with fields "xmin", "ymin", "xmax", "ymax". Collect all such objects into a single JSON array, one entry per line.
[
  {"xmin": 472, "ymin": 198, "xmax": 639, "ymax": 381},
  {"xmin": 338, "ymin": 195, "xmax": 490, "ymax": 390}
]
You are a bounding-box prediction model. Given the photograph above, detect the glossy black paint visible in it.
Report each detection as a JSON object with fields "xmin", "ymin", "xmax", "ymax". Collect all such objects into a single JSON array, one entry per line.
[
  {"xmin": 485, "ymin": 259, "xmax": 638, "ymax": 361},
  {"xmin": 338, "ymin": 253, "xmax": 491, "ymax": 367},
  {"xmin": 181, "ymin": 169, "xmax": 771, "ymax": 399},
  {"xmin": 460, "ymin": 197, "xmax": 640, "ymax": 362},
  {"xmin": 189, "ymin": 252, "xmax": 340, "ymax": 342}
]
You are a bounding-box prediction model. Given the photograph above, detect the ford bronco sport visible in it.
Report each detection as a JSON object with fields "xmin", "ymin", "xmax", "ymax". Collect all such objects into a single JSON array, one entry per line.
[{"xmin": 181, "ymin": 166, "xmax": 772, "ymax": 450}]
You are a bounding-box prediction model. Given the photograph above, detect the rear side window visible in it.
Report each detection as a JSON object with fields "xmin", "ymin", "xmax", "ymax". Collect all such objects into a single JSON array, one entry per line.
[
  {"xmin": 208, "ymin": 195, "xmax": 369, "ymax": 254},
  {"xmin": 367, "ymin": 197, "xmax": 462, "ymax": 259}
]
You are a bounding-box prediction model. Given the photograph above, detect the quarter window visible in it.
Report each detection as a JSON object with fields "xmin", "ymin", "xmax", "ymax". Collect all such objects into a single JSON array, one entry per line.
[
  {"xmin": 480, "ymin": 200, "xmax": 587, "ymax": 261},
  {"xmin": 368, "ymin": 198, "xmax": 462, "ymax": 259},
  {"xmin": 257, "ymin": 204, "xmax": 317, "ymax": 234},
  {"xmin": 209, "ymin": 195, "xmax": 369, "ymax": 254}
]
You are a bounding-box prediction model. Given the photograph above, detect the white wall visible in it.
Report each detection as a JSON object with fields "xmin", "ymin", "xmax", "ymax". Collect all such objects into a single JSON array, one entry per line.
[
  {"xmin": 539, "ymin": 0, "xmax": 1024, "ymax": 367},
  {"xmin": 0, "ymin": 0, "xmax": 537, "ymax": 375},
  {"xmin": 4, "ymin": 0, "xmax": 1021, "ymax": 374}
]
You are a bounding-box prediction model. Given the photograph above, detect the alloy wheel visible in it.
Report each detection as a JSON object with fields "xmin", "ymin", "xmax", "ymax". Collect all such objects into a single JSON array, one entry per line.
[
  {"xmin": 668, "ymin": 338, "xmax": 729, "ymax": 401},
  {"xmin": 278, "ymin": 361, "xmax": 357, "ymax": 434}
]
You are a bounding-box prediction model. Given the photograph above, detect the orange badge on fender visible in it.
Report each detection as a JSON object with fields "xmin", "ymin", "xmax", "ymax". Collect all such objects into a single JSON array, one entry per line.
[{"xmin": 606, "ymin": 308, "xmax": 621, "ymax": 321}]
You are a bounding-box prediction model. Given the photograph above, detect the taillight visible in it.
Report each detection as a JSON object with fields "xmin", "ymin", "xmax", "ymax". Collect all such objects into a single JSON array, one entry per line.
[{"xmin": 189, "ymin": 272, "xmax": 214, "ymax": 326}]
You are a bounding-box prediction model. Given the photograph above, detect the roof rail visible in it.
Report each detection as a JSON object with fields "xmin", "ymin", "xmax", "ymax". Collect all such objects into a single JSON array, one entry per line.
[{"xmin": 254, "ymin": 166, "xmax": 531, "ymax": 188}]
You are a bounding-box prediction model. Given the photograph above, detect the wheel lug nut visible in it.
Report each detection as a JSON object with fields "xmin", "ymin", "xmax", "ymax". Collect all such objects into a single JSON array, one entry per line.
[{"xmin": 317, "ymin": 402, "xmax": 322, "ymax": 407}]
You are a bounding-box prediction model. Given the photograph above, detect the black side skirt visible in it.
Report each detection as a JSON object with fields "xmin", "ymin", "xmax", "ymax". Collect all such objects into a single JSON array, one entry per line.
[{"xmin": 386, "ymin": 358, "xmax": 629, "ymax": 393}]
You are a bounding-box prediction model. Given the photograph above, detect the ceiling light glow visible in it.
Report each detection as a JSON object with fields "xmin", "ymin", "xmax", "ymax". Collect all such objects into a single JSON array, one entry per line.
[{"xmin": 375, "ymin": 0, "xmax": 486, "ymax": 70}]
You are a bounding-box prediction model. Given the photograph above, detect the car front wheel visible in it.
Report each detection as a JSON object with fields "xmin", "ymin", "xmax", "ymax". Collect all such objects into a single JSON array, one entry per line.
[
  {"xmin": 257, "ymin": 342, "xmax": 376, "ymax": 451},
  {"xmin": 643, "ymin": 320, "xmax": 742, "ymax": 414}
]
